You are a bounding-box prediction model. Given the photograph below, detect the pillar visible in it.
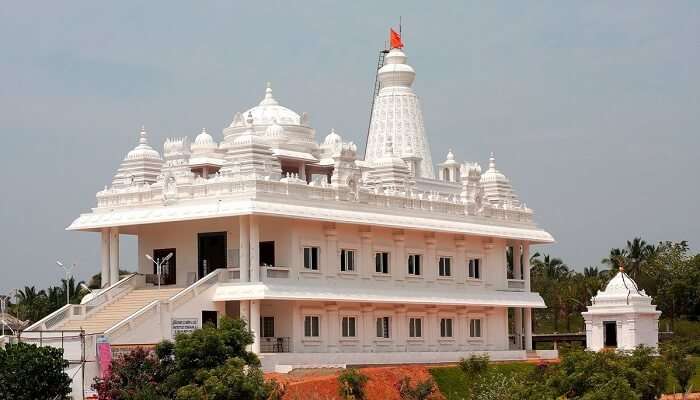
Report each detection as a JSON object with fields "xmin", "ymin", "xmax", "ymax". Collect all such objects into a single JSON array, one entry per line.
[
  {"xmin": 360, "ymin": 229, "xmax": 372, "ymax": 278},
  {"xmin": 514, "ymin": 307, "xmax": 523, "ymax": 349},
  {"xmin": 249, "ymin": 215, "xmax": 260, "ymax": 282},
  {"xmin": 426, "ymin": 307, "xmax": 438, "ymax": 351},
  {"xmin": 524, "ymin": 307, "xmax": 533, "ymax": 351},
  {"xmin": 523, "ymin": 244, "xmax": 531, "ymax": 291},
  {"xmin": 109, "ymin": 227, "xmax": 120, "ymax": 286},
  {"xmin": 239, "ymin": 216, "xmax": 250, "ymax": 282},
  {"xmin": 324, "ymin": 225, "xmax": 338, "ymax": 275},
  {"xmin": 250, "ymin": 300, "xmax": 260, "ymax": 353},
  {"xmin": 392, "ymin": 231, "xmax": 405, "ymax": 280},
  {"xmin": 455, "ymin": 237, "xmax": 466, "ymax": 282},
  {"xmin": 425, "ymin": 236, "xmax": 437, "ymax": 282},
  {"xmin": 457, "ymin": 308, "xmax": 469, "ymax": 350},
  {"xmin": 361, "ymin": 305, "xmax": 374, "ymax": 352},
  {"xmin": 396, "ymin": 306, "xmax": 407, "ymax": 351},
  {"xmin": 326, "ymin": 304, "xmax": 339, "ymax": 352},
  {"xmin": 100, "ymin": 228, "xmax": 110, "ymax": 288},
  {"xmin": 514, "ymin": 242, "xmax": 522, "ymax": 280}
]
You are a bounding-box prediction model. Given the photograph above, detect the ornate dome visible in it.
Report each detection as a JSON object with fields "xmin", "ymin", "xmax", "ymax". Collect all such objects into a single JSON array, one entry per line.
[
  {"xmin": 480, "ymin": 153, "xmax": 507, "ymax": 183},
  {"xmin": 191, "ymin": 128, "xmax": 218, "ymax": 155},
  {"xmin": 324, "ymin": 128, "xmax": 342, "ymax": 145},
  {"xmin": 378, "ymin": 48, "xmax": 415, "ymax": 87},
  {"xmin": 442, "ymin": 149, "xmax": 459, "ymax": 166},
  {"xmin": 237, "ymin": 83, "xmax": 301, "ymax": 126},
  {"xmin": 126, "ymin": 127, "xmax": 161, "ymax": 161}
]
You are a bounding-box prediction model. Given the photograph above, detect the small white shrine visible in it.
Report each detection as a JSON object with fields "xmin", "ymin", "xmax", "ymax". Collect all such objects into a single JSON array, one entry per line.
[{"xmin": 582, "ymin": 268, "xmax": 661, "ymax": 351}]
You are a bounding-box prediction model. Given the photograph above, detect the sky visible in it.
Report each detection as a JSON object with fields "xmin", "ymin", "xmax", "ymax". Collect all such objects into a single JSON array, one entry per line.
[{"xmin": 0, "ymin": 1, "xmax": 698, "ymax": 294}]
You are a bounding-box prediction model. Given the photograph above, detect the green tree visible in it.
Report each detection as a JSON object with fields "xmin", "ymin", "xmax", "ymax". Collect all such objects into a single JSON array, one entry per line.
[
  {"xmin": 0, "ymin": 342, "xmax": 72, "ymax": 400},
  {"xmin": 175, "ymin": 357, "xmax": 277, "ymax": 400}
]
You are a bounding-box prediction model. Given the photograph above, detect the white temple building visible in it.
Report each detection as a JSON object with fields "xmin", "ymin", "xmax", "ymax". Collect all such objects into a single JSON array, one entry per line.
[
  {"xmin": 582, "ymin": 268, "xmax": 661, "ymax": 351},
  {"xmin": 17, "ymin": 38, "xmax": 556, "ymax": 395}
]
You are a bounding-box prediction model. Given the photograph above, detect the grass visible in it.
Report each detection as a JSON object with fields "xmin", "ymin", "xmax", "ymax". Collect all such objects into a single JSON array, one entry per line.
[{"xmin": 429, "ymin": 362, "xmax": 533, "ymax": 400}]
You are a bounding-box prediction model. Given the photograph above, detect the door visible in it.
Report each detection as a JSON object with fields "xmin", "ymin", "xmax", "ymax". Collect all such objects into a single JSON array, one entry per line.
[
  {"xmin": 198, "ymin": 232, "xmax": 227, "ymax": 279},
  {"xmin": 202, "ymin": 310, "xmax": 218, "ymax": 328},
  {"xmin": 604, "ymin": 321, "xmax": 618, "ymax": 348},
  {"xmin": 153, "ymin": 248, "xmax": 176, "ymax": 285}
]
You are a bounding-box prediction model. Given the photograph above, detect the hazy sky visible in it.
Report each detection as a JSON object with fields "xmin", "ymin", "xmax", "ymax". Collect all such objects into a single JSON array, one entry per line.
[{"xmin": 1, "ymin": 1, "xmax": 698, "ymax": 294}]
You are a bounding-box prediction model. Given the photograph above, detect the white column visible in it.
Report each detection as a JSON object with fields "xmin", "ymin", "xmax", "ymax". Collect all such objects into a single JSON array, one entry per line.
[
  {"xmin": 360, "ymin": 230, "xmax": 372, "ymax": 279},
  {"xmin": 324, "ymin": 225, "xmax": 338, "ymax": 276},
  {"xmin": 514, "ymin": 242, "xmax": 522, "ymax": 280},
  {"xmin": 250, "ymin": 300, "xmax": 260, "ymax": 353},
  {"xmin": 109, "ymin": 227, "xmax": 120, "ymax": 286},
  {"xmin": 100, "ymin": 228, "xmax": 110, "ymax": 288},
  {"xmin": 361, "ymin": 305, "xmax": 374, "ymax": 352},
  {"xmin": 299, "ymin": 161, "xmax": 307, "ymax": 181},
  {"xmin": 524, "ymin": 307, "xmax": 533, "ymax": 351},
  {"xmin": 249, "ymin": 215, "xmax": 260, "ymax": 282},
  {"xmin": 514, "ymin": 307, "xmax": 523, "ymax": 349},
  {"xmin": 326, "ymin": 304, "xmax": 339, "ymax": 352},
  {"xmin": 425, "ymin": 236, "xmax": 437, "ymax": 282},
  {"xmin": 239, "ymin": 216, "xmax": 250, "ymax": 282},
  {"xmin": 396, "ymin": 306, "xmax": 407, "ymax": 351},
  {"xmin": 291, "ymin": 301, "xmax": 301, "ymax": 353},
  {"xmin": 455, "ymin": 237, "xmax": 466, "ymax": 282},
  {"xmin": 239, "ymin": 300, "xmax": 250, "ymax": 326},
  {"xmin": 426, "ymin": 307, "xmax": 438, "ymax": 351},
  {"xmin": 523, "ymin": 244, "xmax": 531, "ymax": 291},
  {"xmin": 457, "ymin": 308, "xmax": 469, "ymax": 350},
  {"xmin": 392, "ymin": 231, "xmax": 405, "ymax": 280}
]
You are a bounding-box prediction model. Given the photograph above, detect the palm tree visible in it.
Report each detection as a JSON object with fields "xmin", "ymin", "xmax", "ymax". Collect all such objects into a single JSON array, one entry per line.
[
  {"xmin": 531, "ymin": 254, "xmax": 570, "ymax": 332},
  {"xmin": 602, "ymin": 238, "xmax": 657, "ymax": 281},
  {"xmin": 16, "ymin": 286, "xmax": 48, "ymax": 323}
]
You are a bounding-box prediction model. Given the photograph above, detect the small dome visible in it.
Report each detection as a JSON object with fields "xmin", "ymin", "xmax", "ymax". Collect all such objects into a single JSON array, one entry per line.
[
  {"xmin": 265, "ymin": 119, "xmax": 285, "ymax": 138},
  {"xmin": 480, "ymin": 152, "xmax": 507, "ymax": 183},
  {"xmin": 603, "ymin": 270, "xmax": 640, "ymax": 296},
  {"xmin": 191, "ymin": 128, "xmax": 218, "ymax": 155},
  {"xmin": 447, "ymin": 150, "xmax": 455, "ymax": 161},
  {"xmin": 238, "ymin": 83, "xmax": 301, "ymax": 126},
  {"xmin": 126, "ymin": 127, "xmax": 161, "ymax": 160},
  {"xmin": 324, "ymin": 128, "xmax": 342, "ymax": 145},
  {"xmin": 194, "ymin": 128, "xmax": 214, "ymax": 145},
  {"xmin": 378, "ymin": 48, "xmax": 416, "ymax": 88}
]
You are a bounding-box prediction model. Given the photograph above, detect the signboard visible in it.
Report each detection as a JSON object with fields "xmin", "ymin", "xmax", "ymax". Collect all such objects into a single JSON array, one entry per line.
[
  {"xmin": 171, "ymin": 317, "xmax": 199, "ymax": 337},
  {"xmin": 110, "ymin": 343, "xmax": 157, "ymax": 358},
  {"xmin": 96, "ymin": 336, "xmax": 112, "ymax": 378}
]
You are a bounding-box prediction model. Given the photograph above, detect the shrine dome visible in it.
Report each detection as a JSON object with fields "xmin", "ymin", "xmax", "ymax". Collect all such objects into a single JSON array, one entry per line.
[
  {"xmin": 239, "ymin": 84, "xmax": 301, "ymax": 126},
  {"xmin": 323, "ymin": 128, "xmax": 342, "ymax": 145},
  {"xmin": 125, "ymin": 127, "xmax": 161, "ymax": 161}
]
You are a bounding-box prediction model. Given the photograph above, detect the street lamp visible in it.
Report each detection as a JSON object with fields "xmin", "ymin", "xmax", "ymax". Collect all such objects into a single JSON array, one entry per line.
[
  {"xmin": 56, "ymin": 261, "xmax": 75, "ymax": 305},
  {"xmin": 0, "ymin": 295, "xmax": 14, "ymax": 336},
  {"xmin": 145, "ymin": 253, "xmax": 173, "ymax": 290}
]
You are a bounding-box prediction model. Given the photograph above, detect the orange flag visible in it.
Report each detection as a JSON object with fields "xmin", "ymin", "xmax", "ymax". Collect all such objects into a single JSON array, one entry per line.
[{"xmin": 390, "ymin": 28, "xmax": 404, "ymax": 49}]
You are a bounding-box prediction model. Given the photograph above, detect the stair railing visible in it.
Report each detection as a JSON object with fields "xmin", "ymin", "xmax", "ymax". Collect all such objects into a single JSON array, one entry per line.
[{"xmin": 167, "ymin": 268, "xmax": 224, "ymax": 312}]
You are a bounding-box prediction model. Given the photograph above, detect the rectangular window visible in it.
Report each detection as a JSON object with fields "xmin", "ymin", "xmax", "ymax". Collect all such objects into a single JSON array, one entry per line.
[
  {"xmin": 409, "ymin": 317, "xmax": 423, "ymax": 338},
  {"xmin": 375, "ymin": 252, "xmax": 390, "ymax": 274},
  {"xmin": 408, "ymin": 254, "xmax": 422, "ymax": 276},
  {"xmin": 340, "ymin": 249, "xmax": 356, "ymax": 272},
  {"xmin": 468, "ymin": 258, "xmax": 481, "ymax": 279},
  {"xmin": 303, "ymin": 247, "xmax": 320, "ymax": 270},
  {"xmin": 376, "ymin": 316, "xmax": 390, "ymax": 338},
  {"xmin": 440, "ymin": 318, "xmax": 453, "ymax": 338},
  {"xmin": 304, "ymin": 315, "xmax": 320, "ymax": 337},
  {"xmin": 469, "ymin": 318, "xmax": 482, "ymax": 338},
  {"xmin": 438, "ymin": 257, "xmax": 452, "ymax": 277},
  {"xmin": 341, "ymin": 316, "xmax": 357, "ymax": 337},
  {"xmin": 261, "ymin": 316, "xmax": 275, "ymax": 338}
]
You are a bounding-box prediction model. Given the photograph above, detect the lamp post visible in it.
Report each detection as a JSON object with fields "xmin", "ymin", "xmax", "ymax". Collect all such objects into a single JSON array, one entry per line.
[
  {"xmin": 0, "ymin": 295, "xmax": 13, "ymax": 336},
  {"xmin": 145, "ymin": 253, "xmax": 173, "ymax": 290},
  {"xmin": 56, "ymin": 261, "xmax": 75, "ymax": 305}
]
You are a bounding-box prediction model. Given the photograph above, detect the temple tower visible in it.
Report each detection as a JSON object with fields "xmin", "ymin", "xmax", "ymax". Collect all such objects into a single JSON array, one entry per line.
[{"xmin": 364, "ymin": 47, "xmax": 434, "ymax": 179}]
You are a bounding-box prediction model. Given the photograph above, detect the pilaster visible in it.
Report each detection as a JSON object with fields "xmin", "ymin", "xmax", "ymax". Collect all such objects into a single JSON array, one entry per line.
[
  {"xmin": 360, "ymin": 229, "xmax": 372, "ymax": 278},
  {"xmin": 239, "ymin": 216, "xmax": 250, "ymax": 282},
  {"xmin": 392, "ymin": 230, "xmax": 405, "ymax": 280},
  {"xmin": 249, "ymin": 215, "xmax": 260, "ymax": 282},
  {"xmin": 324, "ymin": 224, "xmax": 338, "ymax": 276},
  {"xmin": 326, "ymin": 303, "xmax": 339, "ymax": 352},
  {"xmin": 425, "ymin": 235, "xmax": 437, "ymax": 282},
  {"xmin": 455, "ymin": 236, "xmax": 466, "ymax": 282}
]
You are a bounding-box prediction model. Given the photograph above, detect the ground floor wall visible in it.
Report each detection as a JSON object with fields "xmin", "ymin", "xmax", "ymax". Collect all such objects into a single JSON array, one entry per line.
[{"xmin": 584, "ymin": 312, "xmax": 660, "ymax": 351}]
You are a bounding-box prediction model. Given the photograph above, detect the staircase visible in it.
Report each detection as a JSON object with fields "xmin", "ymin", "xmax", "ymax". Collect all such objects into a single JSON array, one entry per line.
[{"xmin": 60, "ymin": 287, "xmax": 182, "ymax": 334}]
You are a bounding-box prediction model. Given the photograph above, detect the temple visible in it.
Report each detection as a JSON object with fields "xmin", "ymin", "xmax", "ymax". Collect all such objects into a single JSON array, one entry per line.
[{"xmin": 22, "ymin": 35, "xmax": 555, "ymax": 394}]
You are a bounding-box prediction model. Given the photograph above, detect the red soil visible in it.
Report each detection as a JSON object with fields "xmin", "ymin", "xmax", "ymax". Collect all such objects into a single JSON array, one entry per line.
[{"xmin": 267, "ymin": 365, "xmax": 444, "ymax": 400}]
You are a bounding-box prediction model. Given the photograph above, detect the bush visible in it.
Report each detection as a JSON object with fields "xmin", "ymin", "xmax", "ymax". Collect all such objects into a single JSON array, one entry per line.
[
  {"xmin": 664, "ymin": 345, "xmax": 695, "ymax": 394},
  {"xmin": 458, "ymin": 354, "xmax": 490, "ymax": 376},
  {"xmin": 337, "ymin": 368, "xmax": 369, "ymax": 400},
  {"xmin": 396, "ymin": 376, "xmax": 435, "ymax": 400},
  {"xmin": 0, "ymin": 342, "xmax": 71, "ymax": 400}
]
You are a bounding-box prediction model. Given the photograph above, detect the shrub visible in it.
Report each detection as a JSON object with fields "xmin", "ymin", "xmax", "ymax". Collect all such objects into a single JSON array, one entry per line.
[
  {"xmin": 0, "ymin": 342, "xmax": 71, "ymax": 400},
  {"xmin": 337, "ymin": 368, "xmax": 369, "ymax": 400},
  {"xmin": 396, "ymin": 376, "xmax": 435, "ymax": 400},
  {"xmin": 664, "ymin": 345, "xmax": 695, "ymax": 394},
  {"xmin": 459, "ymin": 354, "xmax": 490, "ymax": 376}
]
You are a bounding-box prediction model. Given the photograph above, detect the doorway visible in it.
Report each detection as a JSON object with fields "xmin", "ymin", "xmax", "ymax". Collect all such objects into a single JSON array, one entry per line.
[
  {"xmin": 603, "ymin": 321, "xmax": 618, "ymax": 348},
  {"xmin": 198, "ymin": 232, "xmax": 227, "ymax": 279},
  {"xmin": 153, "ymin": 248, "xmax": 176, "ymax": 285}
]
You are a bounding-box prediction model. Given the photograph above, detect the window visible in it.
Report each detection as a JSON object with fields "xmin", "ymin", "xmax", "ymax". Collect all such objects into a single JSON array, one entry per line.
[
  {"xmin": 341, "ymin": 316, "xmax": 357, "ymax": 337},
  {"xmin": 261, "ymin": 316, "xmax": 275, "ymax": 338},
  {"xmin": 409, "ymin": 317, "xmax": 422, "ymax": 338},
  {"xmin": 304, "ymin": 315, "xmax": 320, "ymax": 337},
  {"xmin": 469, "ymin": 318, "xmax": 482, "ymax": 338},
  {"xmin": 440, "ymin": 318, "xmax": 453, "ymax": 338},
  {"xmin": 376, "ymin": 316, "xmax": 391, "ymax": 338},
  {"xmin": 375, "ymin": 252, "xmax": 390, "ymax": 274},
  {"xmin": 260, "ymin": 241, "xmax": 275, "ymax": 266},
  {"xmin": 468, "ymin": 258, "xmax": 481, "ymax": 279},
  {"xmin": 303, "ymin": 247, "xmax": 320, "ymax": 270},
  {"xmin": 408, "ymin": 254, "xmax": 422, "ymax": 276},
  {"xmin": 340, "ymin": 249, "xmax": 355, "ymax": 272},
  {"xmin": 439, "ymin": 257, "xmax": 452, "ymax": 277}
]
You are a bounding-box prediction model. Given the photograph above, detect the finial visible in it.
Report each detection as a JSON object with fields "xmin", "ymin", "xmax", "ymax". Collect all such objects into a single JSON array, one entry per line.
[
  {"xmin": 619, "ymin": 266, "xmax": 624, "ymax": 273},
  {"xmin": 201, "ymin": 127, "xmax": 207, "ymax": 134},
  {"xmin": 265, "ymin": 82, "xmax": 272, "ymax": 98},
  {"xmin": 489, "ymin": 152, "xmax": 496, "ymax": 169},
  {"xmin": 139, "ymin": 125, "xmax": 148, "ymax": 144}
]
